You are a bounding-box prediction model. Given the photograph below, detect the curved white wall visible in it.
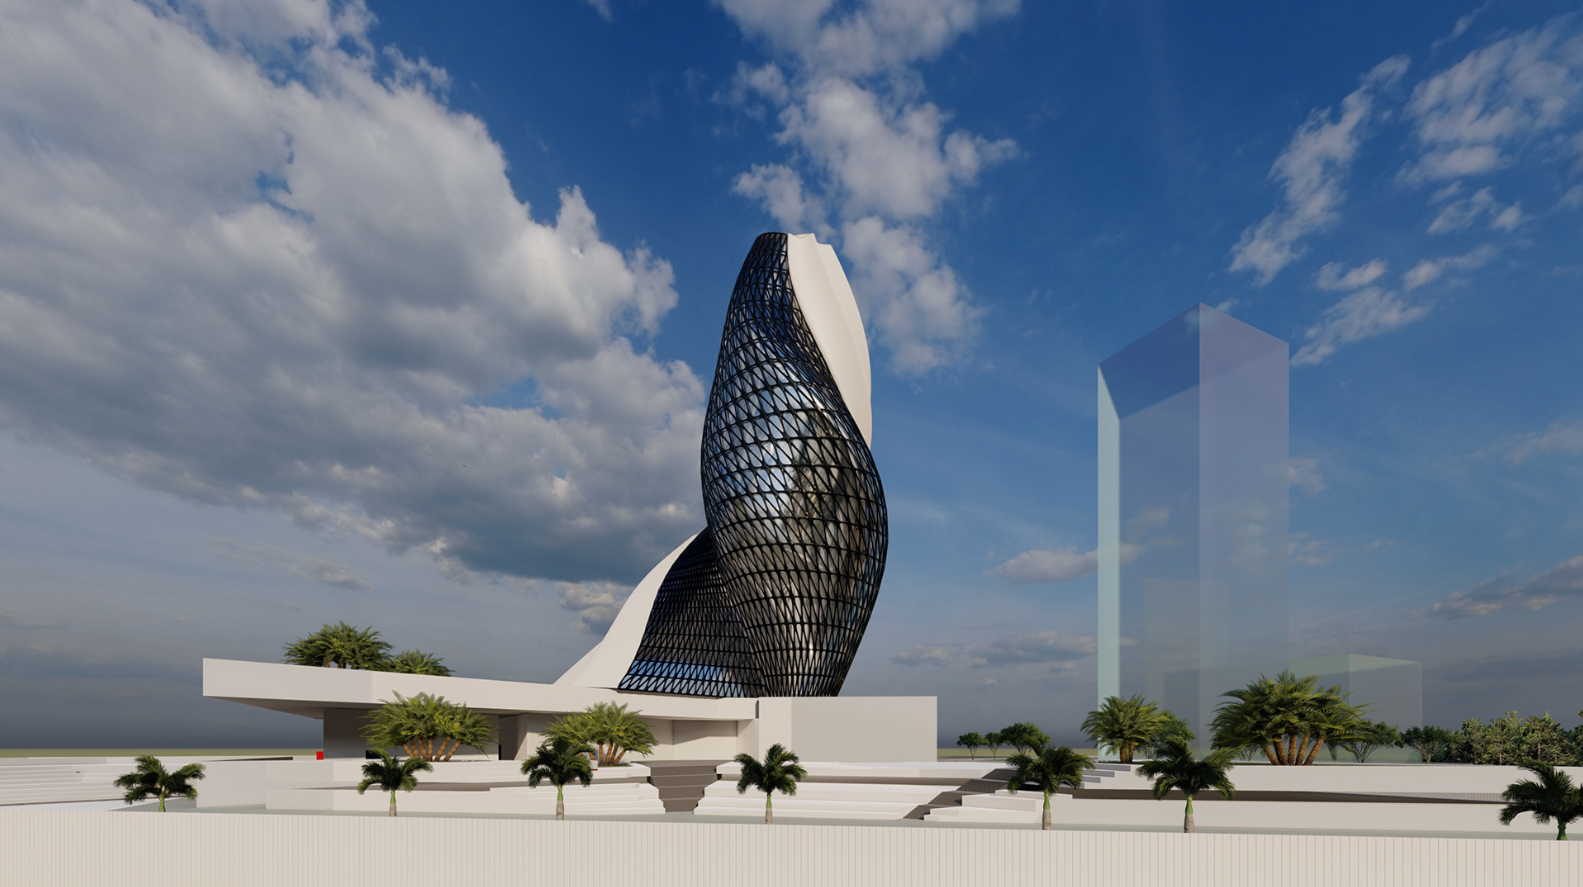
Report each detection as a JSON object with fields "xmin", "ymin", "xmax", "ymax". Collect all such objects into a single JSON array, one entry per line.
[
  {"xmin": 554, "ymin": 533, "xmax": 698, "ymax": 689},
  {"xmin": 785, "ymin": 233, "xmax": 873, "ymax": 445}
]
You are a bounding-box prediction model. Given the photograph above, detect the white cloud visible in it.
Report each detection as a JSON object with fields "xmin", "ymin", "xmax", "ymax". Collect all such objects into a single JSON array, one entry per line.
[
  {"xmin": 840, "ymin": 217, "xmax": 981, "ymax": 372},
  {"xmin": 1402, "ymin": 260, "xmax": 1444, "ymax": 290},
  {"xmin": 1289, "ymin": 456, "xmax": 1325, "ymax": 494},
  {"xmin": 1402, "ymin": 244, "xmax": 1496, "ymax": 290},
  {"xmin": 891, "ymin": 645, "xmax": 953, "ymax": 667},
  {"xmin": 1291, "ymin": 287, "xmax": 1431, "ymax": 366},
  {"xmin": 964, "ymin": 630, "xmax": 1096, "ymax": 668},
  {"xmin": 1403, "ymin": 17, "xmax": 1583, "ymax": 183},
  {"xmin": 1288, "ymin": 534, "xmax": 1334, "ymax": 567},
  {"xmin": 990, "ymin": 543, "xmax": 1142, "ymax": 585},
  {"xmin": 1316, "ymin": 259, "xmax": 1387, "ymax": 290},
  {"xmin": 1427, "ymin": 187, "xmax": 1522, "ymax": 232},
  {"xmin": 1500, "ymin": 418, "xmax": 1583, "ymax": 465},
  {"xmin": 1413, "ymin": 557, "xmax": 1583, "ymax": 618},
  {"xmin": 733, "ymin": 163, "xmax": 827, "ymax": 234},
  {"xmin": 1230, "ymin": 57, "xmax": 1409, "ymax": 284},
  {"xmin": 557, "ymin": 581, "xmax": 632, "ymax": 635},
  {"xmin": 718, "ymin": 0, "xmax": 1020, "ymax": 79},
  {"xmin": 584, "ymin": 0, "xmax": 614, "ymax": 22},
  {"xmin": 718, "ymin": 1, "xmax": 1018, "ymax": 374},
  {"xmin": 0, "ymin": 0, "xmax": 705, "ymax": 584},
  {"xmin": 780, "ymin": 78, "xmax": 1015, "ymax": 220},
  {"xmin": 991, "ymin": 547, "xmax": 1097, "ymax": 585}
]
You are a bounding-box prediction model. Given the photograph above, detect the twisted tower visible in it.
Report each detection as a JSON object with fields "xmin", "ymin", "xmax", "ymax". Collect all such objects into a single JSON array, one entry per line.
[{"xmin": 557, "ymin": 233, "xmax": 887, "ymax": 697}]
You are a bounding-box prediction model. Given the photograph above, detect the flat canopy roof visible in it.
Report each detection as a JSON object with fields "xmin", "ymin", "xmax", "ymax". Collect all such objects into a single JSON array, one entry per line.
[{"xmin": 203, "ymin": 658, "xmax": 758, "ymax": 721}]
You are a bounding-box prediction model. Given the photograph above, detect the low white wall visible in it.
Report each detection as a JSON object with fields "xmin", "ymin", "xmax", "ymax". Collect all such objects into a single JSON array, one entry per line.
[
  {"xmin": 752, "ymin": 697, "xmax": 936, "ymax": 762},
  {"xmin": 2, "ymin": 811, "xmax": 1578, "ymax": 886}
]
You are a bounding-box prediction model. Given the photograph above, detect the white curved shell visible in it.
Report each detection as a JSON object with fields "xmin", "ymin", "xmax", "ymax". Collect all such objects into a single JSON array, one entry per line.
[
  {"xmin": 558, "ymin": 234, "xmax": 874, "ymax": 691},
  {"xmin": 785, "ymin": 233, "xmax": 873, "ymax": 445},
  {"xmin": 554, "ymin": 533, "xmax": 698, "ymax": 690}
]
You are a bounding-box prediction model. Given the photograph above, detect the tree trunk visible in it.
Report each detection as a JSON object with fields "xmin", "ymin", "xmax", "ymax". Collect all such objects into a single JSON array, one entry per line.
[
  {"xmin": 388, "ymin": 790, "xmax": 397, "ymax": 817},
  {"xmin": 1183, "ymin": 795, "xmax": 1194, "ymax": 833},
  {"xmin": 765, "ymin": 792, "xmax": 773, "ymax": 825},
  {"xmin": 1260, "ymin": 743, "xmax": 1279, "ymax": 765},
  {"xmin": 1120, "ymin": 744, "xmax": 1133, "ymax": 764},
  {"xmin": 1042, "ymin": 791, "xmax": 1051, "ymax": 831},
  {"xmin": 556, "ymin": 786, "xmax": 565, "ymax": 821},
  {"xmin": 1303, "ymin": 736, "xmax": 1325, "ymax": 766},
  {"xmin": 1559, "ymin": 822, "xmax": 1567, "ymax": 841},
  {"xmin": 158, "ymin": 791, "xmax": 166, "ymax": 813}
]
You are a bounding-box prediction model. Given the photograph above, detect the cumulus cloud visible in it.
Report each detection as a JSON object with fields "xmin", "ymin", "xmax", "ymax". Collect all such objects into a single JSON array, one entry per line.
[
  {"xmin": 840, "ymin": 217, "xmax": 982, "ymax": 372},
  {"xmin": 557, "ymin": 581, "xmax": 632, "ymax": 635},
  {"xmin": 718, "ymin": 0, "xmax": 1018, "ymax": 373},
  {"xmin": 0, "ymin": 0, "xmax": 705, "ymax": 584},
  {"xmin": 992, "ymin": 547, "xmax": 1097, "ymax": 585},
  {"xmin": 718, "ymin": 0, "xmax": 1021, "ymax": 79},
  {"xmin": 1291, "ymin": 287, "xmax": 1432, "ymax": 366},
  {"xmin": 890, "ymin": 644, "xmax": 953, "ymax": 667},
  {"xmin": 1229, "ymin": 57, "xmax": 1409, "ymax": 284},
  {"xmin": 1412, "ymin": 557, "xmax": 1583, "ymax": 618},
  {"xmin": 965, "ymin": 631, "xmax": 1096, "ymax": 668},
  {"xmin": 733, "ymin": 164, "xmax": 827, "ymax": 235},
  {"xmin": 1403, "ymin": 18, "xmax": 1583, "ymax": 183}
]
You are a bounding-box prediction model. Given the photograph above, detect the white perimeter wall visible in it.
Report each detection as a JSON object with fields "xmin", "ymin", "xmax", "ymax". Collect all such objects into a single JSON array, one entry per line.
[
  {"xmin": 746, "ymin": 697, "xmax": 937, "ymax": 762},
  {"xmin": 2, "ymin": 811, "xmax": 1579, "ymax": 887}
]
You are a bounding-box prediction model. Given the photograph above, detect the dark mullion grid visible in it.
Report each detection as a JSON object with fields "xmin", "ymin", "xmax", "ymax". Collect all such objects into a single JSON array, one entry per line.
[{"xmin": 616, "ymin": 233, "xmax": 888, "ymax": 698}]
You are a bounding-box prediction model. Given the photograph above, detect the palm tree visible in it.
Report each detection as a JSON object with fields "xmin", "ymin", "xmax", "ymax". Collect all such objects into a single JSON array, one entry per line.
[
  {"xmin": 1210, "ymin": 671, "xmax": 1366, "ymax": 765},
  {"xmin": 114, "ymin": 755, "xmax": 205, "ymax": 812},
  {"xmin": 375, "ymin": 650, "xmax": 453, "ymax": 676},
  {"xmin": 956, "ymin": 732, "xmax": 987, "ymax": 760},
  {"xmin": 1004, "ymin": 744, "xmax": 1092, "ymax": 830},
  {"xmin": 1081, "ymin": 695, "xmax": 1166, "ymax": 763},
  {"xmin": 1137, "ymin": 738, "xmax": 1236, "ymax": 832},
  {"xmin": 546, "ymin": 702, "xmax": 657, "ymax": 766},
  {"xmin": 734, "ymin": 744, "xmax": 806, "ymax": 824},
  {"xmin": 283, "ymin": 621, "xmax": 391, "ymax": 669},
  {"xmin": 1500, "ymin": 762, "xmax": 1583, "ymax": 840},
  {"xmin": 522, "ymin": 737, "xmax": 595, "ymax": 820},
  {"xmin": 362, "ymin": 692, "xmax": 497, "ymax": 761},
  {"xmin": 357, "ymin": 750, "xmax": 432, "ymax": 817}
]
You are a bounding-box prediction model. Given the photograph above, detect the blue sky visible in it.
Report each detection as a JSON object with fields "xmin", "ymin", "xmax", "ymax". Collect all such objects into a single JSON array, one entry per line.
[{"xmin": 1, "ymin": 0, "xmax": 1581, "ymax": 748}]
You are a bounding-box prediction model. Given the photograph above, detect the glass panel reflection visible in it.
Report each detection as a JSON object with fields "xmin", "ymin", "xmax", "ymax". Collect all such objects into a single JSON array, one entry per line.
[{"xmin": 1099, "ymin": 303, "xmax": 1289, "ymax": 749}]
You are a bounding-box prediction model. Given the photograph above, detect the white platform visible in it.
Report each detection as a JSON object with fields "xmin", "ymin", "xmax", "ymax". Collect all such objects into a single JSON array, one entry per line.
[
  {"xmin": 203, "ymin": 658, "xmax": 937, "ymax": 764},
  {"xmin": 247, "ymin": 760, "xmax": 665, "ymax": 817},
  {"xmin": 698, "ymin": 761, "xmax": 1000, "ymax": 821},
  {"xmin": 924, "ymin": 763, "xmax": 1583, "ymax": 834}
]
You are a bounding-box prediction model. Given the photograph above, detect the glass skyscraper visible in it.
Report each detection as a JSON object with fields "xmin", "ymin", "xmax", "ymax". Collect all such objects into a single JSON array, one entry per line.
[{"xmin": 1098, "ymin": 303, "xmax": 1289, "ymax": 748}]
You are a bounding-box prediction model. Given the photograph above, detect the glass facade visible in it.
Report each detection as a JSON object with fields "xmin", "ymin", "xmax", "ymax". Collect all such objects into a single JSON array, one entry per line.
[
  {"xmin": 1099, "ymin": 303, "xmax": 1289, "ymax": 748},
  {"xmin": 1290, "ymin": 654, "xmax": 1423, "ymax": 730},
  {"xmin": 618, "ymin": 233, "xmax": 887, "ymax": 698}
]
